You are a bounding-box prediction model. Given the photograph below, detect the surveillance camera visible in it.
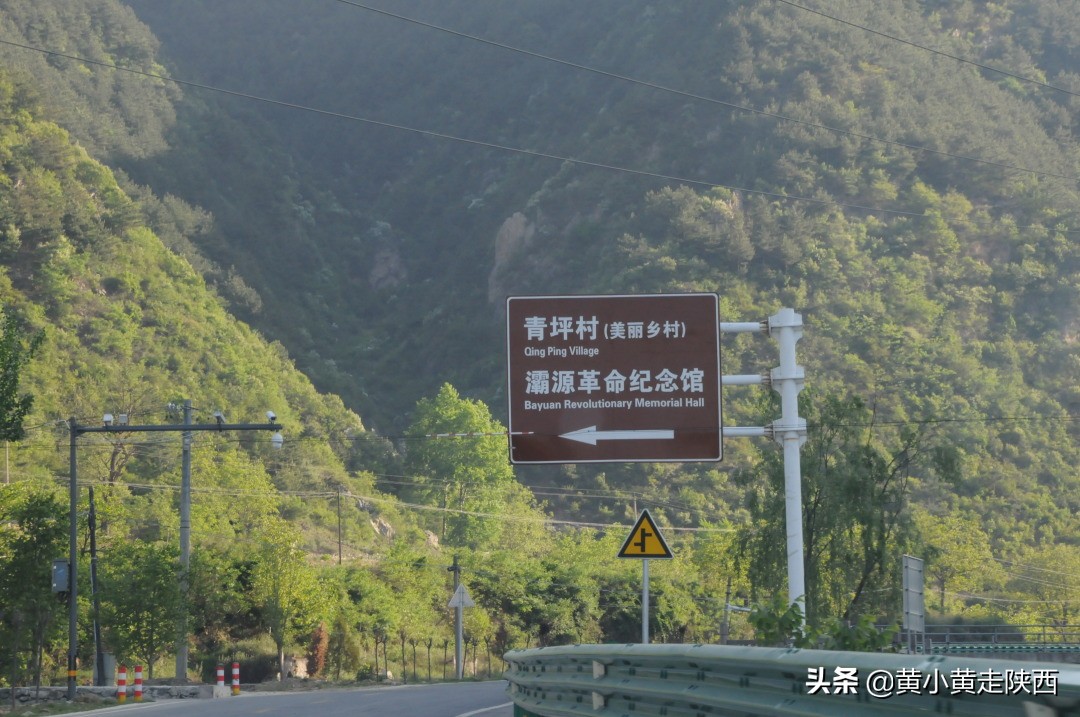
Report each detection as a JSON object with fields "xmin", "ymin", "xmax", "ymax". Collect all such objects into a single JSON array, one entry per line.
[
  {"xmin": 266, "ymin": 411, "xmax": 277, "ymax": 422},
  {"xmin": 103, "ymin": 413, "xmax": 113, "ymax": 426},
  {"xmin": 271, "ymin": 432, "xmax": 284, "ymax": 449}
]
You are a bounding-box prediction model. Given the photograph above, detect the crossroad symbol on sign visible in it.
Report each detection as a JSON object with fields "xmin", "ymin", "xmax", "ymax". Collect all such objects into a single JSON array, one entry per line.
[{"xmin": 617, "ymin": 509, "xmax": 673, "ymax": 559}]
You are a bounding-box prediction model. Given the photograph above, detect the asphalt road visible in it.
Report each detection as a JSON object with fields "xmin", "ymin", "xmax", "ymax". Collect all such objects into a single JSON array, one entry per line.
[{"xmin": 66, "ymin": 681, "xmax": 513, "ymax": 717}]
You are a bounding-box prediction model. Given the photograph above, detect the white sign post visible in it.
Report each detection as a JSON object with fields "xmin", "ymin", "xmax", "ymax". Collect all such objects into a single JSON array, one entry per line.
[
  {"xmin": 902, "ymin": 555, "xmax": 926, "ymax": 654},
  {"xmin": 721, "ymin": 308, "xmax": 807, "ymax": 623},
  {"xmin": 446, "ymin": 556, "xmax": 473, "ymax": 680},
  {"xmin": 447, "ymin": 583, "xmax": 474, "ymax": 679}
]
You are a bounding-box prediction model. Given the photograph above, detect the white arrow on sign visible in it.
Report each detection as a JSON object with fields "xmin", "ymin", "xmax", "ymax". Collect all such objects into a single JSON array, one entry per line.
[{"xmin": 560, "ymin": 426, "xmax": 676, "ymax": 446}]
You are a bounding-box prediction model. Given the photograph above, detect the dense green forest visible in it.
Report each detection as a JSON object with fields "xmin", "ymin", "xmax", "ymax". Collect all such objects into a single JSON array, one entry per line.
[
  {"xmin": 114, "ymin": 0, "xmax": 1080, "ymax": 534},
  {"xmin": 0, "ymin": 0, "xmax": 1078, "ymax": 689}
]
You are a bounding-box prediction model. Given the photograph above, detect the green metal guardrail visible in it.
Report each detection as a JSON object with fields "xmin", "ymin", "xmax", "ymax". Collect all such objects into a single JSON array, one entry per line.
[
  {"xmin": 504, "ymin": 643, "xmax": 1080, "ymax": 716},
  {"xmin": 924, "ymin": 625, "xmax": 1080, "ymax": 645},
  {"xmin": 930, "ymin": 643, "xmax": 1080, "ymax": 655}
]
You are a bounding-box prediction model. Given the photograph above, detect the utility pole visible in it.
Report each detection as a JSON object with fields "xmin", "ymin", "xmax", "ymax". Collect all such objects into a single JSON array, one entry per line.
[
  {"xmin": 336, "ymin": 487, "xmax": 343, "ymax": 565},
  {"xmin": 68, "ymin": 408, "xmax": 282, "ymax": 697},
  {"xmin": 88, "ymin": 488, "xmax": 105, "ymax": 686},
  {"xmin": 67, "ymin": 418, "xmax": 78, "ymax": 700},
  {"xmin": 176, "ymin": 401, "xmax": 192, "ymax": 682},
  {"xmin": 448, "ymin": 555, "xmax": 463, "ymax": 680}
]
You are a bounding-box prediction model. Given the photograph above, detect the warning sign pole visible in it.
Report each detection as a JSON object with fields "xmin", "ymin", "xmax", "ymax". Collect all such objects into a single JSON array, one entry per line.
[
  {"xmin": 617, "ymin": 509, "xmax": 672, "ymax": 644},
  {"xmin": 642, "ymin": 559, "xmax": 650, "ymax": 644}
]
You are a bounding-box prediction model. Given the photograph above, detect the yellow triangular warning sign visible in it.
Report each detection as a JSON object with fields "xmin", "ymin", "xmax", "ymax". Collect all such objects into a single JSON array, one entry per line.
[{"xmin": 617, "ymin": 509, "xmax": 673, "ymax": 559}]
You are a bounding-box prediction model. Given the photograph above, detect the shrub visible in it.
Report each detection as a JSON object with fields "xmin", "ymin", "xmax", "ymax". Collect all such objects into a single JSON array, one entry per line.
[
  {"xmin": 306, "ymin": 623, "xmax": 329, "ymax": 679},
  {"xmin": 200, "ymin": 634, "xmax": 279, "ymax": 684}
]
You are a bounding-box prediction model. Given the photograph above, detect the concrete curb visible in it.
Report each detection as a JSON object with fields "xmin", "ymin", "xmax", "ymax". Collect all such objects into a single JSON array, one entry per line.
[{"xmin": 0, "ymin": 683, "xmax": 223, "ymax": 707}]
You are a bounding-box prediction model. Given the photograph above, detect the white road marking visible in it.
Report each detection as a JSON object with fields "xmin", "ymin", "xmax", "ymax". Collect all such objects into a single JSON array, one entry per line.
[{"xmin": 455, "ymin": 702, "xmax": 513, "ymax": 717}]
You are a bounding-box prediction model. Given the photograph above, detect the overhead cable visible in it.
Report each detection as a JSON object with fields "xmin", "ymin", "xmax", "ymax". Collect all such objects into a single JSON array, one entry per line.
[
  {"xmin": 330, "ymin": 0, "xmax": 1080, "ymax": 184},
  {"xmin": 0, "ymin": 37, "xmax": 932, "ymax": 219},
  {"xmin": 993, "ymin": 557, "xmax": 1080, "ymax": 579},
  {"xmin": 772, "ymin": 0, "xmax": 1080, "ymax": 101}
]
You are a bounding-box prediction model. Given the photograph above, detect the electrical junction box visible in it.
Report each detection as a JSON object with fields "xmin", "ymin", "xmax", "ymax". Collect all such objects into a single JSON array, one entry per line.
[{"xmin": 51, "ymin": 558, "xmax": 69, "ymax": 594}]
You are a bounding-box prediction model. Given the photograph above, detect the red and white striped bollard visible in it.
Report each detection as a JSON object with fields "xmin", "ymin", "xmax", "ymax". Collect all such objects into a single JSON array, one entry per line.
[
  {"xmin": 231, "ymin": 662, "xmax": 240, "ymax": 696},
  {"xmin": 117, "ymin": 664, "xmax": 127, "ymax": 703},
  {"xmin": 216, "ymin": 664, "xmax": 225, "ymax": 688},
  {"xmin": 134, "ymin": 665, "xmax": 143, "ymax": 702}
]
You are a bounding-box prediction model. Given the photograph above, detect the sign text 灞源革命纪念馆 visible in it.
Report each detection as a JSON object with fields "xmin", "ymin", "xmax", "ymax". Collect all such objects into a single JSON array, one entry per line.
[{"xmin": 506, "ymin": 293, "xmax": 722, "ymax": 464}]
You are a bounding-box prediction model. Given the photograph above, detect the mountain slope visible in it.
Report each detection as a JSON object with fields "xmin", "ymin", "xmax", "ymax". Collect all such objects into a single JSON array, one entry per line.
[
  {"xmin": 118, "ymin": 0, "xmax": 1078, "ymax": 402},
  {"xmin": 115, "ymin": 0, "xmax": 1079, "ymax": 535},
  {"xmin": 0, "ymin": 0, "xmax": 1074, "ymax": 541},
  {"xmin": 0, "ymin": 2, "xmax": 1076, "ymax": 669},
  {"xmin": 0, "ymin": 63, "xmax": 410, "ymax": 558}
]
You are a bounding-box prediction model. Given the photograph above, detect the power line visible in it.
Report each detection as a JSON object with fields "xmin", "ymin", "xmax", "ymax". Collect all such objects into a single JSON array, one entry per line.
[
  {"xmin": 1002, "ymin": 571, "xmax": 1076, "ymax": 591},
  {"xmin": 41, "ymin": 476, "xmax": 1079, "ymax": 597},
  {"xmin": 330, "ymin": 0, "xmax": 1080, "ymax": 185},
  {"xmin": 373, "ymin": 475, "xmax": 698, "ymax": 514},
  {"xmin": 994, "ymin": 557, "xmax": 1080, "ymax": 580},
  {"xmin": 0, "ymin": 38, "xmax": 898, "ymax": 216},
  {"xmin": 31, "ymin": 406, "xmax": 1071, "ymax": 444},
  {"xmin": 352, "ymin": 492, "xmax": 733, "ymax": 533},
  {"xmin": 527, "ymin": 488, "xmax": 717, "ymax": 518},
  {"xmin": 827, "ymin": 413, "xmax": 1080, "ymax": 430},
  {"xmin": 60, "ymin": 476, "xmax": 735, "ymax": 533},
  {"xmin": 338, "ymin": 412, "xmax": 1080, "ymax": 444},
  {"xmin": 772, "ymin": 0, "xmax": 1080, "ymax": 101},
  {"xmin": 6, "ymin": 36, "xmax": 1079, "ymax": 234},
  {"xmin": 374, "ymin": 473, "xmax": 709, "ymax": 515},
  {"xmin": 10, "ymin": 409, "xmax": 1078, "ymax": 456},
  {"xmin": 947, "ymin": 590, "xmax": 1075, "ymax": 605}
]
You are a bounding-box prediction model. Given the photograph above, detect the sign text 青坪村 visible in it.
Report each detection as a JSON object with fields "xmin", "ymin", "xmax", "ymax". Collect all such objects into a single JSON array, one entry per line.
[{"xmin": 506, "ymin": 293, "xmax": 722, "ymax": 464}]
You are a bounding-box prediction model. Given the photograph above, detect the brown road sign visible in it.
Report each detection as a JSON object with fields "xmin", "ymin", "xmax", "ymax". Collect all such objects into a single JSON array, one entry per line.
[
  {"xmin": 506, "ymin": 293, "xmax": 721, "ymax": 464},
  {"xmin": 618, "ymin": 509, "xmax": 673, "ymax": 559}
]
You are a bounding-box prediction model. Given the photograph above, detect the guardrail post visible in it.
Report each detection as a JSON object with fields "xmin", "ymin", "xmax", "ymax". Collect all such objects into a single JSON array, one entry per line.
[{"xmin": 513, "ymin": 707, "xmax": 542, "ymax": 717}]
